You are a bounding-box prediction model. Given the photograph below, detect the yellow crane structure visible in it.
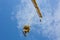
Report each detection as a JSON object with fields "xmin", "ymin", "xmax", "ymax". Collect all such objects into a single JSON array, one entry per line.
[
  {"xmin": 23, "ymin": 0, "xmax": 42, "ymax": 37},
  {"xmin": 31, "ymin": 0, "xmax": 42, "ymax": 21},
  {"xmin": 23, "ymin": 25, "xmax": 30, "ymax": 37}
]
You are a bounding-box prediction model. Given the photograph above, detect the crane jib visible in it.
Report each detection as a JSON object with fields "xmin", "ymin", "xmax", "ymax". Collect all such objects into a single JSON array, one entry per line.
[{"xmin": 31, "ymin": 0, "xmax": 42, "ymax": 18}]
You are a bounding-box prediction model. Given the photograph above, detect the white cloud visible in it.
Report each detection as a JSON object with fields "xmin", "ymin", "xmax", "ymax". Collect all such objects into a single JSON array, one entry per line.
[
  {"xmin": 54, "ymin": 1, "xmax": 60, "ymax": 40},
  {"xmin": 12, "ymin": 0, "xmax": 60, "ymax": 40},
  {"xmin": 41, "ymin": 0, "xmax": 60, "ymax": 40}
]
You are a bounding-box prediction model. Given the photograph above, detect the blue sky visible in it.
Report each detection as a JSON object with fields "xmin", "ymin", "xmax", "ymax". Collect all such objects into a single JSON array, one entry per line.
[
  {"xmin": 0, "ymin": 0, "xmax": 20, "ymax": 40},
  {"xmin": 0, "ymin": 0, "xmax": 60, "ymax": 40}
]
